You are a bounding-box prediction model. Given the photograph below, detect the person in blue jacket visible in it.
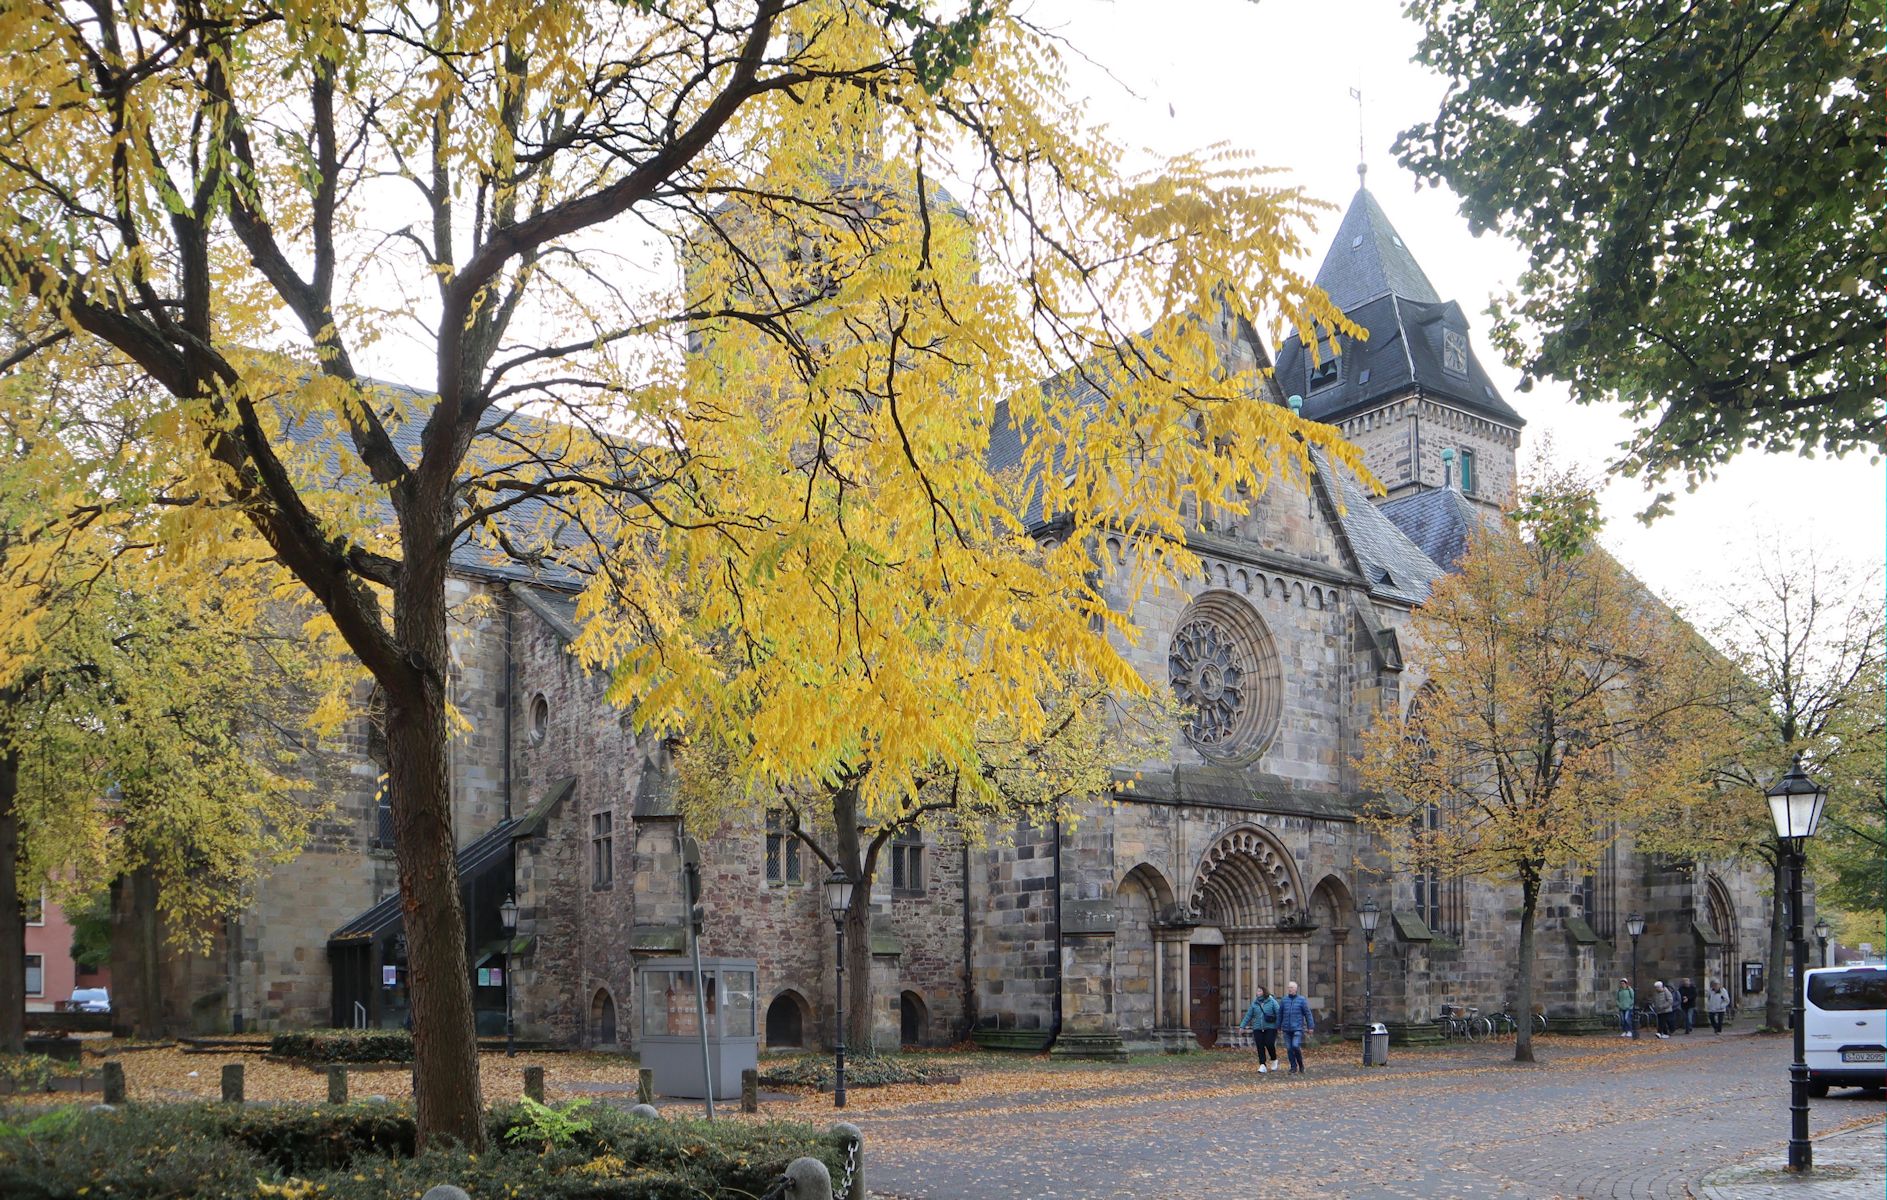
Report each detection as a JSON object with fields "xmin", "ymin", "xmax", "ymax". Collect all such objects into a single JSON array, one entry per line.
[
  {"xmin": 1238, "ymin": 986, "xmax": 1282, "ymax": 1074},
  {"xmin": 1276, "ymin": 980, "xmax": 1315, "ymax": 1074}
]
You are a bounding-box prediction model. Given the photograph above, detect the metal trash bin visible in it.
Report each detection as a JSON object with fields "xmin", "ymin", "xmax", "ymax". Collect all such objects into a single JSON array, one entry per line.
[{"xmin": 1364, "ymin": 1023, "xmax": 1390, "ymax": 1066}]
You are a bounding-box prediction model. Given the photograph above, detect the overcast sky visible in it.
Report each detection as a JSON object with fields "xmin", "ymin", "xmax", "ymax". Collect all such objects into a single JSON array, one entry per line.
[{"xmin": 1025, "ymin": 0, "xmax": 1884, "ymax": 623}]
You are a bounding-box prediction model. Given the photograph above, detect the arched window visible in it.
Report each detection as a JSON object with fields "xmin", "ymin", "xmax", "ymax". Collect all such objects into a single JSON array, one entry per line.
[
  {"xmin": 591, "ymin": 988, "xmax": 618, "ymax": 1046},
  {"xmin": 765, "ymin": 991, "xmax": 807, "ymax": 1048}
]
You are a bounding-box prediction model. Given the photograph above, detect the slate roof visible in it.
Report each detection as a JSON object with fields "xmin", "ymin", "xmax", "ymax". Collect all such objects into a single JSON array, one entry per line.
[
  {"xmin": 278, "ymin": 384, "xmax": 627, "ymax": 594},
  {"xmin": 1309, "ymin": 185, "xmax": 1441, "ymax": 310},
  {"xmin": 1378, "ymin": 486, "xmax": 1480, "ymax": 574},
  {"xmin": 1275, "ymin": 188, "xmax": 1525, "ymax": 429},
  {"xmin": 1315, "ymin": 449, "xmax": 1448, "ymax": 606}
]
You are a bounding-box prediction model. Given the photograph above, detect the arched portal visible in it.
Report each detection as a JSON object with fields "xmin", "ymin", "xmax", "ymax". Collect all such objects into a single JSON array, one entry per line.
[
  {"xmin": 1307, "ymin": 875, "xmax": 1355, "ymax": 1030},
  {"xmin": 765, "ymin": 990, "xmax": 810, "ymax": 1049},
  {"xmin": 899, "ymin": 991, "xmax": 928, "ymax": 1047},
  {"xmin": 590, "ymin": 987, "xmax": 618, "ymax": 1047},
  {"xmin": 1113, "ymin": 864, "xmax": 1177, "ymax": 1044},
  {"xmin": 1702, "ymin": 877, "xmax": 1739, "ymax": 1004},
  {"xmin": 1187, "ymin": 825, "xmax": 1307, "ymax": 1046}
]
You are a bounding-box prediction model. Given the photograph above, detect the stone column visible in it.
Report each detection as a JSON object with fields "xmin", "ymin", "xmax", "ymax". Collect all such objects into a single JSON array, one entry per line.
[{"xmin": 1154, "ymin": 928, "xmax": 1194, "ymax": 1051}]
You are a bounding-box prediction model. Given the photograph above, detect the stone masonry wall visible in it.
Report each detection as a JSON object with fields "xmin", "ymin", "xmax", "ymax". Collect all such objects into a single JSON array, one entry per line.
[{"xmin": 1335, "ymin": 395, "xmax": 1520, "ymax": 509}]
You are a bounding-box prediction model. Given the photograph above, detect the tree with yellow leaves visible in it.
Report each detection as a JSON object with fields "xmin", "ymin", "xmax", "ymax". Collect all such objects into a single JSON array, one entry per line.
[
  {"xmin": 0, "ymin": 358, "xmax": 327, "ymax": 1048},
  {"xmin": 0, "ymin": 0, "xmax": 1359, "ymax": 1144},
  {"xmin": 1357, "ymin": 472, "xmax": 1725, "ymax": 1062}
]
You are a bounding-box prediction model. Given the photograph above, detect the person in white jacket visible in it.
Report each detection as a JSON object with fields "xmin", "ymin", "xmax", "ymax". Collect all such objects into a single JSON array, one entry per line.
[{"xmin": 1705, "ymin": 980, "xmax": 1731, "ymax": 1035}]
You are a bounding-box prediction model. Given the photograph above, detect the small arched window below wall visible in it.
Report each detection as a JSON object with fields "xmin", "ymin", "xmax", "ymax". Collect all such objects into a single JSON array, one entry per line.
[
  {"xmin": 765, "ymin": 991, "xmax": 807, "ymax": 1049},
  {"xmin": 900, "ymin": 991, "xmax": 928, "ymax": 1047},
  {"xmin": 591, "ymin": 988, "xmax": 618, "ymax": 1047}
]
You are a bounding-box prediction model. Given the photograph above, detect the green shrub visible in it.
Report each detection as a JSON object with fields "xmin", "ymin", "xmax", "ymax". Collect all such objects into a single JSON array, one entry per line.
[
  {"xmin": 227, "ymin": 1102, "xmax": 418, "ymax": 1172},
  {"xmin": 0, "ymin": 1105, "xmax": 259, "ymax": 1200},
  {"xmin": 0, "ymin": 1055, "xmax": 86, "ymax": 1093},
  {"xmin": 0, "ymin": 1100, "xmax": 849, "ymax": 1200},
  {"xmin": 268, "ymin": 1029, "xmax": 414, "ymax": 1064},
  {"xmin": 760, "ymin": 1052, "xmax": 945, "ymax": 1089}
]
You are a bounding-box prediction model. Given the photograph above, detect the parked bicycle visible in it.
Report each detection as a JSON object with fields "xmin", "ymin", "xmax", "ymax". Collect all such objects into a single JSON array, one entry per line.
[
  {"xmin": 1436, "ymin": 1004, "xmax": 1492, "ymax": 1041},
  {"xmin": 1490, "ymin": 1004, "xmax": 1550, "ymax": 1037}
]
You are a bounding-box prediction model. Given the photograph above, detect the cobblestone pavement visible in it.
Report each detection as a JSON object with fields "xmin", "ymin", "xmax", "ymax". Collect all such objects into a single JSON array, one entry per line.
[
  {"xmin": 852, "ymin": 1031, "xmax": 1885, "ymax": 1199},
  {"xmin": 1697, "ymin": 1123, "xmax": 1886, "ymax": 1200}
]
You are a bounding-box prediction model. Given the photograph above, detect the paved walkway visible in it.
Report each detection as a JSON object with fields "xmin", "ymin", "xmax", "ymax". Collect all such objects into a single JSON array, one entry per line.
[
  {"xmin": 1698, "ymin": 1122, "xmax": 1886, "ymax": 1200},
  {"xmin": 852, "ymin": 1031, "xmax": 1884, "ymax": 1199}
]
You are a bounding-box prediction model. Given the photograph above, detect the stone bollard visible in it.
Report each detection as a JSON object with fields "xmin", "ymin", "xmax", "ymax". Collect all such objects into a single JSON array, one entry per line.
[
  {"xmin": 221, "ymin": 1063, "xmax": 244, "ymax": 1104},
  {"xmin": 830, "ymin": 1122, "xmax": 864, "ymax": 1200},
  {"xmin": 327, "ymin": 1065, "xmax": 348, "ymax": 1104},
  {"xmin": 627, "ymin": 1103, "xmax": 661, "ymax": 1120},
  {"xmin": 740, "ymin": 1068, "xmax": 758, "ymax": 1114},
  {"xmin": 523, "ymin": 1066, "xmax": 545, "ymax": 1104},
  {"xmin": 420, "ymin": 1187, "xmax": 470, "ymax": 1200},
  {"xmin": 636, "ymin": 1067, "xmax": 654, "ymax": 1106},
  {"xmin": 101, "ymin": 1062, "xmax": 126, "ymax": 1105},
  {"xmin": 779, "ymin": 1157, "xmax": 833, "ymax": 1200}
]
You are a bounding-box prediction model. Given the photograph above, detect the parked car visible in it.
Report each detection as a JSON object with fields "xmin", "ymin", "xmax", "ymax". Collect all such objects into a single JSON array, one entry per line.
[
  {"xmin": 1803, "ymin": 963, "xmax": 1885, "ymax": 1097},
  {"xmin": 65, "ymin": 987, "xmax": 110, "ymax": 1014}
]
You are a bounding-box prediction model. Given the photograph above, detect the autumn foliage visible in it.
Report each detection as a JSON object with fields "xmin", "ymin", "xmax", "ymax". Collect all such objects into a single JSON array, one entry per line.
[{"xmin": 1357, "ymin": 473, "xmax": 1725, "ymax": 1061}]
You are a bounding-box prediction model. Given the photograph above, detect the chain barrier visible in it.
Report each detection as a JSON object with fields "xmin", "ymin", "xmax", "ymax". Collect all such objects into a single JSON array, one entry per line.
[{"xmin": 833, "ymin": 1131, "xmax": 859, "ymax": 1199}]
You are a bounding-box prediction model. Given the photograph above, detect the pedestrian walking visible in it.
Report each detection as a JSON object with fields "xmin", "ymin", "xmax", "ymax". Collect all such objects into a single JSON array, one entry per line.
[
  {"xmin": 1616, "ymin": 978, "xmax": 1636, "ymax": 1037},
  {"xmin": 1678, "ymin": 978, "xmax": 1697, "ymax": 1034},
  {"xmin": 1705, "ymin": 980, "xmax": 1730, "ymax": 1035},
  {"xmin": 1239, "ymin": 986, "xmax": 1282, "ymax": 1074},
  {"xmin": 1277, "ymin": 980, "xmax": 1315, "ymax": 1074},
  {"xmin": 1650, "ymin": 980, "xmax": 1674, "ymax": 1038}
]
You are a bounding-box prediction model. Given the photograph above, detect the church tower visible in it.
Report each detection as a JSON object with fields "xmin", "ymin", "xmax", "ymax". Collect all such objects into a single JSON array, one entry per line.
[{"xmin": 1275, "ymin": 180, "xmax": 1523, "ymax": 511}]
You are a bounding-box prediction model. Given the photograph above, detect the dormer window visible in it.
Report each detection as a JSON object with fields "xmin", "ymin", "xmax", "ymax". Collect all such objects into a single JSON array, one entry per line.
[{"xmin": 1308, "ymin": 337, "xmax": 1341, "ymax": 390}]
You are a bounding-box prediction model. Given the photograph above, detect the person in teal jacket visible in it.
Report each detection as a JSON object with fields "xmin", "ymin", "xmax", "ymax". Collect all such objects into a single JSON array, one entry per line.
[{"xmin": 1239, "ymin": 986, "xmax": 1281, "ymax": 1073}]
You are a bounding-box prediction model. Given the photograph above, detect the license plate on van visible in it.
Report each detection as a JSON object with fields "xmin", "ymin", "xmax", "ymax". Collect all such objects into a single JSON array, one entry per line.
[{"xmin": 1840, "ymin": 1049, "xmax": 1884, "ymax": 1063}]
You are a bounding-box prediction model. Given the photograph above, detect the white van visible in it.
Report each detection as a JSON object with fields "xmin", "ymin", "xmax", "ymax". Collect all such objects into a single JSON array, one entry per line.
[{"xmin": 1803, "ymin": 963, "xmax": 1885, "ymax": 1097}]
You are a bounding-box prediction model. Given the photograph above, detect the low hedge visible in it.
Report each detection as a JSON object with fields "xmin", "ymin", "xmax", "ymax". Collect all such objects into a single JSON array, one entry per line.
[
  {"xmin": 268, "ymin": 1029, "xmax": 414, "ymax": 1064},
  {"xmin": 760, "ymin": 1052, "xmax": 949, "ymax": 1089},
  {"xmin": 0, "ymin": 1100, "xmax": 849, "ymax": 1200},
  {"xmin": 0, "ymin": 1055, "xmax": 88, "ymax": 1093}
]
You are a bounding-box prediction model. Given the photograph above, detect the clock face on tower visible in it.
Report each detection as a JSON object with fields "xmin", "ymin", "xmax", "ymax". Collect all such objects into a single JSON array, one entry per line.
[
  {"xmin": 1166, "ymin": 591, "xmax": 1282, "ymax": 766},
  {"xmin": 1442, "ymin": 328, "xmax": 1469, "ymax": 377}
]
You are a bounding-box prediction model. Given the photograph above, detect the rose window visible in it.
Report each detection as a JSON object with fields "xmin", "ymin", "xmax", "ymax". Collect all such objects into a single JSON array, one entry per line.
[{"xmin": 1166, "ymin": 591, "xmax": 1282, "ymax": 765}]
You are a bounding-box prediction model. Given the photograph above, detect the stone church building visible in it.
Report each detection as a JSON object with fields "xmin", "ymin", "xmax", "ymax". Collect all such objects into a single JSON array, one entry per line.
[{"xmin": 161, "ymin": 184, "xmax": 1766, "ymax": 1055}]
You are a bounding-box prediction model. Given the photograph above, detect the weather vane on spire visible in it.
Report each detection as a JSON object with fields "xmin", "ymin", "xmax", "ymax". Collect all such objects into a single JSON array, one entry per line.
[{"xmin": 1350, "ymin": 87, "xmax": 1367, "ymax": 184}]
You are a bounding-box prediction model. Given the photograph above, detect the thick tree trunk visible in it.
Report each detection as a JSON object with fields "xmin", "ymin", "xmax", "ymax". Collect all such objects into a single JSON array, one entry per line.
[
  {"xmin": 1764, "ymin": 847, "xmax": 1788, "ymax": 1030},
  {"xmin": 0, "ymin": 747, "xmax": 24, "ymax": 1054},
  {"xmin": 1514, "ymin": 868, "xmax": 1540, "ymax": 1063},
  {"xmin": 845, "ymin": 894, "xmax": 874, "ymax": 1054},
  {"xmin": 108, "ymin": 865, "xmax": 167, "ymax": 1038},
  {"xmin": 385, "ymin": 546, "xmax": 484, "ymax": 1151}
]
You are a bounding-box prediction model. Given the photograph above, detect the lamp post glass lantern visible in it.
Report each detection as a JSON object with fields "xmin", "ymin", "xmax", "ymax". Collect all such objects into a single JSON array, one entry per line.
[
  {"xmin": 1625, "ymin": 913, "xmax": 1645, "ymax": 1039},
  {"xmin": 1766, "ymin": 753, "xmax": 1828, "ymax": 1174},
  {"xmin": 499, "ymin": 894, "xmax": 519, "ymax": 1058},
  {"xmin": 1359, "ymin": 897, "xmax": 1380, "ymax": 1065},
  {"xmin": 1814, "ymin": 917, "xmax": 1832, "ymax": 968},
  {"xmin": 824, "ymin": 870, "xmax": 853, "ymax": 1109}
]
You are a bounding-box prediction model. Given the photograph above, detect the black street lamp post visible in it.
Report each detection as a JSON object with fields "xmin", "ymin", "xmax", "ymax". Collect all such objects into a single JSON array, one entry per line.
[
  {"xmin": 1814, "ymin": 917, "xmax": 1832, "ymax": 969},
  {"xmin": 1767, "ymin": 753, "xmax": 1828, "ymax": 1174},
  {"xmin": 1359, "ymin": 897, "xmax": 1380, "ymax": 1065},
  {"xmin": 824, "ymin": 870, "xmax": 854, "ymax": 1110},
  {"xmin": 499, "ymin": 893, "xmax": 519, "ymax": 1059},
  {"xmin": 1625, "ymin": 913, "xmax": 1645, "ymax": 1040}
]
